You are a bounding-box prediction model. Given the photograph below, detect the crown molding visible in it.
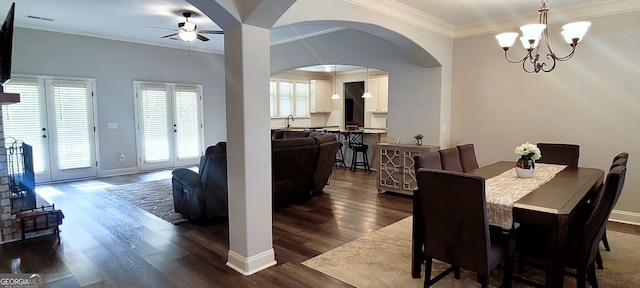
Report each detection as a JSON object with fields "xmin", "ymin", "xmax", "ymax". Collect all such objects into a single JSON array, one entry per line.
[
  {"xmin": 346, "ymin": 0, "xmax": 640, "ymax": 40},
  {"xmin": 454, "ymin": 0, "xmax": 640, "ymax": 39},
  {"xmin": 15, "ymin": 24, "xmax": 222, "ymax": 54},
  {"xmin": 343, "ymin": 0, "xmax": 455, "ymax": 38}
]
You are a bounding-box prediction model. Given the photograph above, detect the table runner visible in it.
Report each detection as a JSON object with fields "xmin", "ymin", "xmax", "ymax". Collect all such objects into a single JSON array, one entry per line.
[{"xmin": 485, "ymin": 163, "xmax": 567, "ymax": 229}]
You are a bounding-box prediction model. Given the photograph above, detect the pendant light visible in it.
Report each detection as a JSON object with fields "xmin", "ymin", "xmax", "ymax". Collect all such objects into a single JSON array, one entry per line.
[
  {"xmin": 331, "ymin": 65, "xmax": 340, "ymax": 99},
  {"xmin": 362, "ymin": 67, "xmax": 372, "ymax": 98}
]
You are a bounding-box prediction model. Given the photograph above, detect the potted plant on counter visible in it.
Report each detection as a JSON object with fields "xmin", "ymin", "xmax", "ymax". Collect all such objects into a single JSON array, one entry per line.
[{"xmin": 414, "ymin": 134, "xmax": 424, "ymax": 146}]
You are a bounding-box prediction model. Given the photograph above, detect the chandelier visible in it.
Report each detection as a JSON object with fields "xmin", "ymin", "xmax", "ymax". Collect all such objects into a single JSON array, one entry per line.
[{"xmin": 495, "ymin": 0, "xmax": 591, "ymax": 73}]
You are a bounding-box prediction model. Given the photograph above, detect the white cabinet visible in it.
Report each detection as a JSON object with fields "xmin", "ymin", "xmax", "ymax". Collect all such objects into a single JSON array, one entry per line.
[
  {"xmin": 364, "ymin": 76, "xmax": 388, "ymax": 113},
  {"xmin": 364, "ymin": 76, "xmax": 388, "ymax": 128},
  {"xmin": 310, "ymin": 80, "xmax": 332, "ymax": 113}
]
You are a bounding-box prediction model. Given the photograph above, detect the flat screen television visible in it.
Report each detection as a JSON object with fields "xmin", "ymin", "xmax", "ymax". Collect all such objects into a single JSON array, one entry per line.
[{"xmin": 0, "ymin": 2, "xmax": 15, "ymax": 86}]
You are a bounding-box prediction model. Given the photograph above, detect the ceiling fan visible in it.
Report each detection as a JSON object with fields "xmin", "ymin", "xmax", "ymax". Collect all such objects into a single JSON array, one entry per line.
[{"xmin": 150, "ymin": 11, "xmax": 223, "ymax": 42}]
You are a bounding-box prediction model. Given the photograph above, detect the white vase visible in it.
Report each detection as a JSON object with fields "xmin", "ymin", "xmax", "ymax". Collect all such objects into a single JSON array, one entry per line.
[{"xmin": 515, "ymin": 167, "xmax": 534, "ymax": 178}]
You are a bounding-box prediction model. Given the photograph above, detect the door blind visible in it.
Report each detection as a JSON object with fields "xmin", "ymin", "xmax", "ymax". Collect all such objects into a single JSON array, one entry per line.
[
  {"xmin": 2, "ymin": 79, "xmax": 46, "ymax": 173},
  {"xmin": 140, "ymin": 85, "xmax": 171, "ymax": 163},
  {"xmin": 51, "ymin": 81, "xmax": 92, "ymax": 170},
  {"xmin": 174, "ymin": 86, "xmax": 200, "ymax": 159}
]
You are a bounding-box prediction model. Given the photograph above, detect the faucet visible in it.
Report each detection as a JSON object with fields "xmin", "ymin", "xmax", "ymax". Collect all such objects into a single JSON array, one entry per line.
[{"xmin": 286, "ymin": 115, "xmax": 294, "ymax": 128}]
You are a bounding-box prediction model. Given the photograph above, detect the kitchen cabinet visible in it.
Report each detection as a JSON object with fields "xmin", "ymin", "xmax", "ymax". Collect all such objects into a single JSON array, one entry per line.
[
  {"xmin": 310, "ymin": 80, "xmax": 332, "ymax": 113},
  {"xmin": 364, "ymin": 76, "xmax": 388, "ymax": 113},
  {"xmin": 377, "ymin": 143, "xmax": 439, "ymax": 195}
]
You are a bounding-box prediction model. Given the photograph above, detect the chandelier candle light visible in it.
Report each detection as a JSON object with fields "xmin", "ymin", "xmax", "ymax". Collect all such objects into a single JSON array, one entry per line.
[{"xmin": 495, "ymin": 0, "xmax": 591, "ymax": 73}]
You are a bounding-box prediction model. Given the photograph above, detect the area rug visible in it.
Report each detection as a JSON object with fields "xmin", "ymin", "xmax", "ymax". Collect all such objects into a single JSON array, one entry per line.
[
  {"xmin": 302, "ymin": 216, "xmax": 640, "ymax": 287},
  {"xmin": 105, "ymin": 179, "xmax": 186, "ymax": 225}
]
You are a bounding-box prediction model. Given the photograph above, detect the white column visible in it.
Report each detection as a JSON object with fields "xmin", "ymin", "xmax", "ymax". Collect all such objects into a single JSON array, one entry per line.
[{"xmin": 223, "ymin": 23, "xmax": 276, "ymax": 275}]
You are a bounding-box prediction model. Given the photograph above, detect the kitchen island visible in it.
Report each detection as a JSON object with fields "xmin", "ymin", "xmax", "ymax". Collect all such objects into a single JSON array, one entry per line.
[{"xmin": 323, "ymin": 128, "xmax": 387, "ymax": 170}]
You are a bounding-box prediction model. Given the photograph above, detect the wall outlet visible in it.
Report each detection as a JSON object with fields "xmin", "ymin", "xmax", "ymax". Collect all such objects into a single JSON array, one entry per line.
[{"xmin": 119, "ymin": 154, "xmax": 125, "ymax": 162}]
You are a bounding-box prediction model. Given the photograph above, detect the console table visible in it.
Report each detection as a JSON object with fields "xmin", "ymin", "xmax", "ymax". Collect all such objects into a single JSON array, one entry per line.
[{"xmin": 377, "ymin": 143, "xmax": 439, "ymax": 195}]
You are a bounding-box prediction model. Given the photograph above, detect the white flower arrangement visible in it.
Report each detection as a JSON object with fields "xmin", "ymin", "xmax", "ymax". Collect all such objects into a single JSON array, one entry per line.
[{"xmin": 514, "ymin": 142, "xmax": 542, "ymax": 160}]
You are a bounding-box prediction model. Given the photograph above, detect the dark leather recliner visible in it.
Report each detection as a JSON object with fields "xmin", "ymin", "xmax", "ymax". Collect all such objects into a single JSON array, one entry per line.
[{"xmin": 171, "ymin": 142, "xmax": 228, "ymax": 221}]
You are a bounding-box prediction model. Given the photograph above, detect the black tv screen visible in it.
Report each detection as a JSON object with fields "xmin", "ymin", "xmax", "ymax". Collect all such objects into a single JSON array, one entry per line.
[{"xmin": 0, "ymin": 2, "xmax": 15, "ymax": 85}]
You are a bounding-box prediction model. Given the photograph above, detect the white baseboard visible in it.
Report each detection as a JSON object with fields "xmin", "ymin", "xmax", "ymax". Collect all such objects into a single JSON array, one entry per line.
[
  {"xmin": 226, "ymin": 249, "xmax": 277, "ymax": 276},
  {"xmin": 610, "ymin": 209, "xmax": 640, "ymax": 226},
  {"xmin": 98, "ymin": 167, "xmax": 139, "ymax": 178}
]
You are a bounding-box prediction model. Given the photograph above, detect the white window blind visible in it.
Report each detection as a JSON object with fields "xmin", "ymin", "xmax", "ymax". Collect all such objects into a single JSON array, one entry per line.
[
  {"xmin": 2, "ymin": 79, "xmax": 46, "ymax": 174},
  {"xmin": 295, "ymin": 82, "xmax": 309, "ymax": 117},
  {"xmin": 278, "ymin": 81, "xmax": 292, "ymax": 117},
  {"xmin": 270, "ymin": 79, "xmax": 310, "ymax": 118},
  {"xmin": 51, "ymin": 81, "xmax": 92, "ymax": 170},
  {"xmin": 270, "ymin": 81, "xmax": 276, "ymax": 117},
  {"xmin": 140, "ymin": 85, "xmax": 171, "ymax": 163},
  {"xmin": 174, "ymin": 86, "xmax": 200, "ymax": 160}
]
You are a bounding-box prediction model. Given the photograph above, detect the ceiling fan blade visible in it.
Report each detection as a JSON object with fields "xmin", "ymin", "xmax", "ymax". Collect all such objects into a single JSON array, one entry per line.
[
  {"xmin": 199, "ymin": 30, "xmax": 224, "ymax": 35},
  {"xmin": 145, "ymin": 25, "xmax": 176, "ymax": 31},
  {"xmin": 197, "ymin": 34, "xmax": 210, "ymax": 42},
  {"xmin": 161, "ymin": 33, "xmax": 179, "ymax": 38}
]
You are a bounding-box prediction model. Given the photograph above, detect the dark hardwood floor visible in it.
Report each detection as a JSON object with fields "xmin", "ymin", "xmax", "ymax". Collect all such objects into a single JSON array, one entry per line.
[
  {"xmin": 2, "ymin": 167, "xmax": 637, "ymax": 287},
  {"xmin": 0, "ymin": 167, "xmax": 413, "ymax": 287}
]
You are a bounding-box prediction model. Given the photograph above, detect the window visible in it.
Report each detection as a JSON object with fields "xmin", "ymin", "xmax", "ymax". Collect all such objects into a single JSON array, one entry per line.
[{"xmin": 269, "ymin": 78, "xmax": 309, "ymax": 118}]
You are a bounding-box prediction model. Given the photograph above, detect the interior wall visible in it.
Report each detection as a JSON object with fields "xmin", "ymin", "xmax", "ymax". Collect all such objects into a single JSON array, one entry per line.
[
  {"xmin": 11, "ymin": 27, "xmax": 227, "ymax": 175},
  {"xmin": 451, "ymin": 11, "xmax": 640, "ymax": 222}
]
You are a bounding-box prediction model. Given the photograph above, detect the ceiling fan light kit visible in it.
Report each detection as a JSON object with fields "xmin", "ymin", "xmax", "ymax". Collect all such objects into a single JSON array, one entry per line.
[
  {"xmin": 151, "ymin": 11, "xmax": 223, "ymax": 43},
  {"xmin": 495, "ymin": 0, "xmax": 591, "ymax": 73}
]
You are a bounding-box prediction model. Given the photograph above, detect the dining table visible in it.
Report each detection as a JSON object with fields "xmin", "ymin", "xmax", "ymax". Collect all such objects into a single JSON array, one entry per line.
[{"xmin": 411, "ymin": 161, "xmax": 604, "ymax": 288}]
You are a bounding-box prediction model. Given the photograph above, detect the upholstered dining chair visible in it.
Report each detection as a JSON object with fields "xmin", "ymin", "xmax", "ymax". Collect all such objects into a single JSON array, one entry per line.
[
  {"xmin": 536, "ymin": 143, "xmax": 580, "ymax": 167},
  {"xmin": 414, "ymin": 151, "xmax": 442, "ymax": 176},
  {"xmin": 517, "ymin": 166, "xmax": 627, "ymax": 288},
  {"xmin": 457, "ymin": 143, "xmax": 479, "ymax": 172},
  {"xmin": 611, "ymin": 152, "xmax": 629, "ymax": 169},
  {"xmin": 416, "ymin": 169, "xmax": 515, "ymax": 288},
  {"xmin": 595, "ymin": 152, "xmax": 629, "ymax": 269},
  {"xmin": 438, "ymin": 147, "xmax": 464, "ymax": 172}
]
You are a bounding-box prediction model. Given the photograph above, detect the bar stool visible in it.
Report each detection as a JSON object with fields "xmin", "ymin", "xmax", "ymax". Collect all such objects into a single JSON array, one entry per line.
[
  {"xmin": 325, "ymin": 129, "xmax": 346, "ymax": 168},
  {"xmin": 350, "ymin": 143, "xmax": 370, "ymax": 172},
  {"xmin": 335, "ymin": 142, "xmax": 346, "ymax": 168}
]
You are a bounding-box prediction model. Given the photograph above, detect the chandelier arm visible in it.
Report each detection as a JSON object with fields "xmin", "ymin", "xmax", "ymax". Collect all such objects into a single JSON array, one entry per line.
[
  {"xmin": 504, "ymin": 50, "xmax": 532, "ymax": 64},
  {"xmin": 522, "ymin": 60, "xmax": 537, "ymax": 73},
  {"xmin": 554, "ymin": 45, "xmax": 578, "ymax": 61},
  {"xmin": 541, "ymin": 54, "xmax": 557, "ymax": 72}
]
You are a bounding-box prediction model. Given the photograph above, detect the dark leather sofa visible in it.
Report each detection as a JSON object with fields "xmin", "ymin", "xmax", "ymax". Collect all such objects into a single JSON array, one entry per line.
[
  {"xmin": 271, "ymin": 130, "xmax": 340, "ymax": 205},
  {"xmin": 171, "ymin": 132, "xmax": 340, "ymax": 220}
]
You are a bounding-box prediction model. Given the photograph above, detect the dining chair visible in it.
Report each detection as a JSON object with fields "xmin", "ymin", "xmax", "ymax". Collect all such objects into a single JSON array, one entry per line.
[
  {"xmin": 457, "ymin": 143, "xmax": 479, "ymax": 172},
  {"xmin": 536, "ymin": 143, "xmax": 580, "ymax": 167},
  {"xmin": 413, "ymin": 151, "xmax": 442, "ymax": 176},
  {"xmin": 595, "ymin": 152, "xmax": 629, "ymax": 268},
  {"xmin": 517, "ymin": 165, "xmax": 627, "ymax": 288},
  {"xmin": 416, "ymin": 169, "xmax": 515, "ymax": 288},
  {"xmin": 438, "ymin": 147, "xmax": 464, "ymax": 172}
]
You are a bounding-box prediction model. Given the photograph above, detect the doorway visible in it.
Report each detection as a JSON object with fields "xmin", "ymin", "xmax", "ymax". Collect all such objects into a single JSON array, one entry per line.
[
  {"xmin": 134, "ymin": 82, "xmax": 204, "ymax": 171},
  {"xmin": 344, "ymin": 81, "xmax": 364, "ymax": 127},
  {"xmin": 2, "ymin": 77, "xmax": 98, "ymax": 183}
]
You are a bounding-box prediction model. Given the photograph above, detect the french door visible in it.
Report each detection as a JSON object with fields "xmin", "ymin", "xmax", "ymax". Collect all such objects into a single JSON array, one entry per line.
[
  {"xmin": 2, "ymin": 77, "xmax": 98, "ymax": 183},
  {"xmin": 134, "ymin": 82, "xmax": 203, "ymax": 171}
]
